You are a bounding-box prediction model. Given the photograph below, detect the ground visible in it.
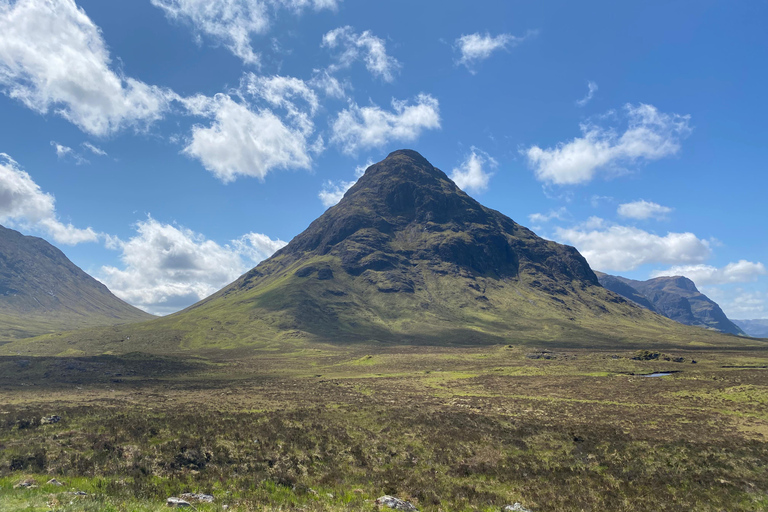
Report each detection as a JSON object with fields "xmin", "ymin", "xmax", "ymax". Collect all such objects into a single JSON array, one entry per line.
[{"xmin": 1, "ymin": 342, "xmax": 767, "ymax": 511}]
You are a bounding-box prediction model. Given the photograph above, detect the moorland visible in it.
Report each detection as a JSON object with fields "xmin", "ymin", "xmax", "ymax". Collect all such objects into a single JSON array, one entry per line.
[{"xmin": 2, "ymin": 340, "xmax": 767, "ymax": 512}]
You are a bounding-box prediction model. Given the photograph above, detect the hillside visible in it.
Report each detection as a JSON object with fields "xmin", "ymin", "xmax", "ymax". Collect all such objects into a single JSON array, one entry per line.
[
  {"xmin": 0, "ymin": 225, "xmax": 153, "ymax": 340},
  {"xmin": 2, "ymin": 150, "xmax": 753, "ymax": 355},
  {"xmin": 596, "ymin": 272, "xmax": 745, "ymax": 335}
]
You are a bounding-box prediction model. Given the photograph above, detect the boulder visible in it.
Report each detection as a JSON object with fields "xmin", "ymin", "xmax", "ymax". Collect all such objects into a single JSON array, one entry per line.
[
  {"xmin": 13, "ymin": 478, "xmax": 37, "ymax": 489},
  {"xmin": 166, "ymin": 497, "xmax": 192, "ymax": 507},
  {"xmin": 376, "ymin": 495, "xmax": 418, "ymax": 512},
  {"xmin": 503, "ymin": 503, "xmax": 533, "ymax": 512},
  {"xmin": 47, "ymin": 478, "xmax": 64, "ymax": 486},
  {"xmin": 41, "ymin": 415, "xmax": 61, "ymax": 425},
  {"xmin": 180, "ymin": 492, "xmax": 214, "ymax": 503}
]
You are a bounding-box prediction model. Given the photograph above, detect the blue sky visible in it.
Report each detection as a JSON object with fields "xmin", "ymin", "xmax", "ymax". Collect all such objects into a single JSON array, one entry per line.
[{"xmin": 0, "ymin": 0, "xmax": 766, "ymax": 317}]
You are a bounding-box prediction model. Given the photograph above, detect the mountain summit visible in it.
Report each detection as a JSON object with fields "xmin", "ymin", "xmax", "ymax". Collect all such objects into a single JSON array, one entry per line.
[
  {"xmin": 170, "ymin": 149, "xmax": 687, "ymax": 347},
  {"xmin": 0, "ymin": 225, "xmax": 153, "ymax": 340}
]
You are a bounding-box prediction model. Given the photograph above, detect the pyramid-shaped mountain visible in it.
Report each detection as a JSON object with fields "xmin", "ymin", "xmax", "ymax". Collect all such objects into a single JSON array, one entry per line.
[
  {"xmin": 169, "ymin": 149, "xmax": 696, "ymax": 347},
  {"xmin": 0, "ymin": 225, "xmax": 153, "ymax": 340}
]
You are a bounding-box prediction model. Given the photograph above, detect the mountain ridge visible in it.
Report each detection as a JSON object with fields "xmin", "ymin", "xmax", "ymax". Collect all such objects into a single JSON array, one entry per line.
[
  {"xmin": 0, "ymin": 224, "xmax": 153, "ymax": 340},
  {"xmin": 595, "ymin": 271, "xmax": 744, "ymax": 335}
]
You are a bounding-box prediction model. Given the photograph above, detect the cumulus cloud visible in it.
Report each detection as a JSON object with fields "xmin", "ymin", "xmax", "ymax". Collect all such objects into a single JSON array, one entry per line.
[
  {"xmin": 318, "ymin": 158, "xmax": 370, "ymax": 207},
  {"xmin": 455, "ymin": 31, "xmax": 531, "ymax": 72},
  {"xmin": 331, "ymin": 94, "xmax": 440, "ymax": 154},
  {"xmin": 151, "ymin": 0, "xmax": 340, "ymax": 65},
  {"xmin": 554, "ymin": 219, "xmax": 711, "ymax": 272},
  {"xmin": 322, "ymin": 26, "xmax": 400, "ymax": 82},
  {"xmin": 182, "ymin": 89, "xmax": 317, "ymax": 182},
  {"xmin": 703, "ymin": 288, "xmax": 767, "ymax": 320},
  {"xmin": 524, "ymin": 104, "xmax": 692, "ymax": 185},
  {"xmin": 450, "ymin": 147, "xmax": 496, "ymax": 193},
  {"xmin": 0, "ymin": 0, "xmax": 177, "ymax": 136},
  {"xmin": 651, "ymin": 260, "xmax": 767, "ymax": 286},
  {"xmin": 99, "ymin": 217, "xmax": 286, "ymax": 315},
  {"xmin": 617, "ymin": 199, "xmax": 673, "ymax": 220},
  {"xmin": 576, "ymin": 81, "xmax": 598, "ymax": 107},
  {"xmin": 309, "ymin": 69, "xmax": 349, "ymax": 99},
  {"xmin": 0, "ymin": 153, "xmax": 98, "ymax": 244},
  {"xmin": 528, "ymin": 207, "xmax": 568, "ymax": 225}
]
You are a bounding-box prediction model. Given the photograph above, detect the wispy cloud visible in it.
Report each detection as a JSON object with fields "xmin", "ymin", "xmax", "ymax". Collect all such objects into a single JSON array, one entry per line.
[
  {"xmin": 455, "ymin": 31, "xmax": 534, "ymax": 73},
  {"xmin": 576, "ymin": 81, "xmax": 598, "ymax": 107}
]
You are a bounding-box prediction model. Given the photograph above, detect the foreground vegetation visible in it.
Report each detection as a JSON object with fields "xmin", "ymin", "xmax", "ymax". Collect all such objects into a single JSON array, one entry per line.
[{"xmin": 1, "ymin": 342, "xmax": 767, "ymax": 511}]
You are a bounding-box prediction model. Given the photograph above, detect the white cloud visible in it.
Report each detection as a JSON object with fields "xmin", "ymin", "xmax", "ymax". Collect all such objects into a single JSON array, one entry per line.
[
  {"xmin": 51, "ymin": 141, "xmax": 88, "ymax": 164},
  {"xmin": 617, "ymin": 199, "xmax": 673, "ymax": 220},
  {"xmin": 322, "ymin": 26, "xmax": 401, "ymax": 82},
  {"xmin": 318, "ymin": 158, "xmax": 370, "ymax": 207},
  {"xmin": 0, "ymin": 153, "xmax": 98, "ymax": 244},
  {"xmin": 523, "ymin": 104, "xmax": 692, "ymax": 185},
  {"xmin": 0, "ymin": 0, "xmax": 176, "ymax": 136},
  {"xmin": 528, "ymin": 207, "xmax": 568, "ymax": 224},
  {"xmin": 576, "ymin": 81, "xmax": 598, "ymax": 107},
  {"xmin": 151, "ymin": 0, "xmax": 340, "ymax": 65},
  {"xmin": 82, "ymin": 142, "xmax": 107, "ymax": 156},
  {"xmin": 703, "ymin": 288, "xmax": 767, "ymax": 320},
  {"xmin": 331, "ymin": 94, "xmax": 440, "ymax": 154},
  {"xmin": 99, "ymin": 217, "xmax": 286, "ymax": 315},
  {"xmin": 450, "ymin": 147, "xmax": 496, "ymax": 193},
  {"xmin": 455, "ymin": 31, "xmax": 530, "ymax": 72},
  {"xmin": 554, "ymin": 220, "xmax": 711, "ymax": 272},
  {"xmin": 309, "ymin": 69, "xmax": 349, "ymax": 99},
  {"xmin": 651, "ymin": 260, "xmax": 767, "ymax": 286},
  {"xmin": 182, "ymin": 92, "xmax": 315, "ymax": 182}
]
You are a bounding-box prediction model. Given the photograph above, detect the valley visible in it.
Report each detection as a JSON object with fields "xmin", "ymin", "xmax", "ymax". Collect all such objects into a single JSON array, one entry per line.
[{"xmin": 2, "ymin": 343, "xmax": 768, "ymax": 511}]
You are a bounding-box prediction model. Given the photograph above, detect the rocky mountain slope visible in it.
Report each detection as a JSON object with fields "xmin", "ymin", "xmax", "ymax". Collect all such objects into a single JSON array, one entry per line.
[
  {"xmin": 596, "ymin": 272, "xmax": 744, "ymax": 335},
  {"xmin": 733, "ymin": 319, "xmax": 768, "ymax": 338},
  {"xmin": 3, "ymin": 150, "xmax": 743, "ymax": 355},
  {"xmin": 0, "ymin": 225, "xmax": 153, "ymax": 340}
]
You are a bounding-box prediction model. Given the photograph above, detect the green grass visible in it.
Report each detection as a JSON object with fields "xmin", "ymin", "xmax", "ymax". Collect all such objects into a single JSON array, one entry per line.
[{"xmin": 1, "ymin": 344, "xmax": 768, "ymax": 511}]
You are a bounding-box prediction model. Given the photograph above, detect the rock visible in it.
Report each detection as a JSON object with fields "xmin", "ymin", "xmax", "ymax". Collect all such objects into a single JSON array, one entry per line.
[
  {"xmin": 47, "ymin": 478, "xmax": 64, "ymax": 486},
  {"xmin": 180, "ymin": 492, "xmax": 214, "ymax": 503},
  {"xmin": 13, "ymin": 478, "xmax": 37, "ymax": 489},
  {"xmin": 166, "ymin": 497, "xmax": 192, "ymax": 507},
  {"xmin": 41, "ymin": 415, "xmax": 61, "ymax": 425},
  {"xmin": 375, "ymin": 495, "xmax": 418, "ymax": 512},
  {"xmin": 503, "ymin": 503, "xmax": 533, "ymax": 512}
]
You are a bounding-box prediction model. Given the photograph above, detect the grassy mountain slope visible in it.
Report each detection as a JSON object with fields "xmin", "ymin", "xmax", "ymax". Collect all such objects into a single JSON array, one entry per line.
[
  {"xmin": 2, "ymin": 150, "xmax": 756, "ymax": 356},
  {"xmin": 0, "ymin": 225, "xmax": 153, "ymax": 340}
]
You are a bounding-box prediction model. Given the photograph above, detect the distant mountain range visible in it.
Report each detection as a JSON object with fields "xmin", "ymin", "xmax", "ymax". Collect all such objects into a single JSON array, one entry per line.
[
  {"xmin": 732, "ymin": 319, "xmax": 768, "ymax": 338},
  {"xmin": 0, "ymin": 225, "xmax": 153, "ymax": 340},
  {"xmin": 595, "ymin": 272, "xmax": 745, "ymax": 336}
]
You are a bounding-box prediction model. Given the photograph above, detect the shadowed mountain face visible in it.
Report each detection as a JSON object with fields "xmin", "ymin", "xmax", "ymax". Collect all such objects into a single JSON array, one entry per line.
[
  {"xmin": 596, "ymin": 272, "xmax": 744, "ymax": 336},
  {"xmin": 161, "ymin": 149, "xmax": 692, "ymax": 347},
  {"xmin": 0, "ymin": 225, "xmax": 153, "ymax": 340},
  {"xmin": 733, "ymin": 319, "xmax": 768, "ymax": 338}
]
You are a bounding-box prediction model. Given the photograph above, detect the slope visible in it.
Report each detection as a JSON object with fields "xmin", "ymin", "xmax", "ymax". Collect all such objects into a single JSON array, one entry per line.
[
  {"xmin": 0, "ymin": 225, "xmax": 153, "ymax": 340},
  {"xmin": 596, "ymin": 272, "xmax": 745, "ymax": 335},
  {"xmin": 1, "ymin": 150, "xmax": 752, "ymax": 355}
]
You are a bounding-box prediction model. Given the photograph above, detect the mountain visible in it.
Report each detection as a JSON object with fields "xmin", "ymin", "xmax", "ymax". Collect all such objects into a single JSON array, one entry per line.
[
  {"xmin": 0, "ymin": 225, "xmax": 153, "ymax": 340},
  {"xmin": 732, "ymin": 319, "xmax": 768, "ymax": 338},
  {"xmin": 595, "ymin": 271, "xmax": 745, "ymax": 336},
  {"xmin": 2, "ymin": 150, "xmax": 745, "ymax": 356}
]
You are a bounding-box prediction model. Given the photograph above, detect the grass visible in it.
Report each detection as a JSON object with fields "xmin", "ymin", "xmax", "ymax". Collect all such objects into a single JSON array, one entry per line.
[{"xmin": 1, "ymin": 343, "xmax": 767, "ymax": 511}]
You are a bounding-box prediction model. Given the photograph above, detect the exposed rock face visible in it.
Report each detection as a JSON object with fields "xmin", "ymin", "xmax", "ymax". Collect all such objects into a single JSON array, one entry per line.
[
  {"xmin": 0, "ymin": 224, "xmax": 153, "ymax": 339},
  {"xmin": 175, "ymin": 149, "xmax": 684, "ymax": 345},
  {"xmin": 596, "ymin": 272, "xmax": 744, "ymax": 335}
]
